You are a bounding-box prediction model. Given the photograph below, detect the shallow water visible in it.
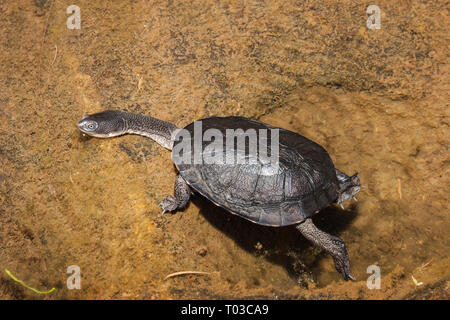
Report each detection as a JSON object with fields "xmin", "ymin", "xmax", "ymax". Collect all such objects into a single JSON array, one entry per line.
[{"xmin": 0, "ymin": 1, "xmax": 448, "ymax": 299}]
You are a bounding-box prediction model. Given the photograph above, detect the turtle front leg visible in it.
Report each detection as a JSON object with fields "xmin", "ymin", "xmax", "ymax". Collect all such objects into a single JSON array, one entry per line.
[
  {"xmin": 296, "ymin": 218, "xmax": 354, "ymax": 281},
  {"xmin": 159, "ymin": 175, "xmax": 191, "ymax": 214}
]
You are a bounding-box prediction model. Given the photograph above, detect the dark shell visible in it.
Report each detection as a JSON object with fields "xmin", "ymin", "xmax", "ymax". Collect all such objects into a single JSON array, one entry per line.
[{"xmin": 172, "ymin": 116, "xmax": 339, "ymax": 226}]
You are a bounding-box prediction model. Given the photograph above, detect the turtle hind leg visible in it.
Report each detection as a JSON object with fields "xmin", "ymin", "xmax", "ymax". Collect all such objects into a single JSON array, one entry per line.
[
  {"xmin": 160, "ymin": 175, "xmax": 191, "ymax": 214},
  {"xmin": 296, "ymin": 218, "xmax": 354, "ymax": 281},
  {"xmin": 335, "ymin": 169, "xmax": 361, "ymax": 205}
]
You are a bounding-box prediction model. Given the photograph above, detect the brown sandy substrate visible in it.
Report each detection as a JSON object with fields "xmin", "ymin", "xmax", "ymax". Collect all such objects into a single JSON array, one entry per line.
[{"xmin": 0, "ymin": 1, "xmax": 448, "ymax": 299}]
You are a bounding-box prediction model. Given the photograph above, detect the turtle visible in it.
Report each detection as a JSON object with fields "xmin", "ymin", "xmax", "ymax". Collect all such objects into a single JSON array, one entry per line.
[{"xmin": 77, "ymin": 110, "xmax": 361, "ymax": 280}]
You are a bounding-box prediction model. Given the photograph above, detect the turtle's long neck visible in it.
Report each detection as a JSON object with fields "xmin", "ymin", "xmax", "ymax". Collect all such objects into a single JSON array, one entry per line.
[{"xmin": 121, "ymin": 112, "xmax": 179, "ymax": 150}]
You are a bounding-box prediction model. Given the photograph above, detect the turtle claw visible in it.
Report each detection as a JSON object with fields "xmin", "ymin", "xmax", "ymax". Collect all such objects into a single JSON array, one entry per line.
[
  {"xmin": 159, "ymin": 202, "xmax": 168, "ymax": 215},
  {"xmin": 331, "ymin": 244, "xmax": 354, "ymax": 281},
  {"xmin": 340, "ymin": 203, "xmax": 345, "ymax": 210},
  {"xmin": 159, "ymin": 195, "xmax": 178, "ymax": 215},
  {"xmin": 353, "ymin": 196, "xmax": 358, "ymax": 201}
]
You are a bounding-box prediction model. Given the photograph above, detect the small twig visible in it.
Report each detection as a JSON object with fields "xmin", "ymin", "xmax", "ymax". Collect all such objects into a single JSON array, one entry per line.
[
  {"xmin": 411, "ymin": 275, "xmax": 424, "ymax": 288},
  {"xmin": 419, "ymin": 258, "xmax": 433, "ymax": 270},
  {"xmin": 34, "ymin": 0, "xmax": 55, "ymax": 114},
  {"xmin": 40, "ymin": 1, "xmax": 53, "ymax": 48},
  {"xmin": 4, "ymin": 269, "xmax": 55, "ymax": 294},
  {"xmin": 51, "ymin": 44, "xmax": 58, "ymax": 65},
  {"xmin": 397, "ymin": 178, "xmax": 402, "ymax": 199},
  {"xmin": 137, "ymin": 74, "xmax": 143, "ymax": 91},
  {"xmin": 164, "ymin": 271, "xmax": 210, "ymax": 280}
]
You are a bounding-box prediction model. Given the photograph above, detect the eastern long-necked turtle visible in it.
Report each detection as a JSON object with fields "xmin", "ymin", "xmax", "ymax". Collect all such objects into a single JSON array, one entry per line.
[{"xmin": 77, "ymin": 110, "xmax": 361, "ymax": 280}]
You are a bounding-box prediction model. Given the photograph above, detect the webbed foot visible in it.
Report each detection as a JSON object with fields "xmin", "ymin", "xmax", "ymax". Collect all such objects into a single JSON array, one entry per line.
[
  {"xmin": 297, "ymin": 218, "xmax": 354, "ymax": 281},
  {"xmin": 159, "ymin": 196, "xmax": 178, "ymax": 214},
  {"xmin": 159, "ymin": 175, "xmax": 191, "ymax": 215}
]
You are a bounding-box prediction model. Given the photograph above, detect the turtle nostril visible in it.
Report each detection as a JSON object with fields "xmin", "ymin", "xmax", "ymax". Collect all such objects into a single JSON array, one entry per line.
[{"xmin": 76, "ymin": 122, "xmax": 85, "ymax": 130}]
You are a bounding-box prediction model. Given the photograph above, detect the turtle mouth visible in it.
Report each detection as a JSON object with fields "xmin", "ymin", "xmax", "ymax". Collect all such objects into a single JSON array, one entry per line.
[
  {"xmin": 76, "ymin": 122, "xmax": 94, "ymax": 136},
  {"xmin": 337, "ymin": 185, "xmax": 361, "ymax": 205},
  {"xmin": 77, "ymin": 128, "xmax": 118, "ymax": 138}
]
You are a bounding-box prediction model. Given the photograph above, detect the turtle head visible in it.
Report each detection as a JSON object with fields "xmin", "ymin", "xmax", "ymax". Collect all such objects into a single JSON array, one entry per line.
[
  {"xmin": 77, "ymin": 110, "xmax": 127, "ymax": 138},
  {"xmin": 337, "ymin": 173, "xmax": 361, "ymax": 205}
]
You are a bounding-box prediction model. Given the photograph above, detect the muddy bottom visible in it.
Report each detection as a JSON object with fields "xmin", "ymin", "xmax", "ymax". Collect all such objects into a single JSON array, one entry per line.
[{"xmin": 0, "ymin": 1, "xmax": 448, "ymax": 299}]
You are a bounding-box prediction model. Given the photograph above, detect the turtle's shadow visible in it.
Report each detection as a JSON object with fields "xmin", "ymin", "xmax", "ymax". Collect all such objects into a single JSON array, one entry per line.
[{"xmin": 192, "ymin": 195, "xmax": 358, "ymax": 282}]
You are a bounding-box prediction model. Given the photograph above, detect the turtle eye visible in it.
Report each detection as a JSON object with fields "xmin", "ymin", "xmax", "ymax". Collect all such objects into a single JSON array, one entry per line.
[{"xmin": 83, "ymin": 121, "xmax": 98, "ymax": 131}]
